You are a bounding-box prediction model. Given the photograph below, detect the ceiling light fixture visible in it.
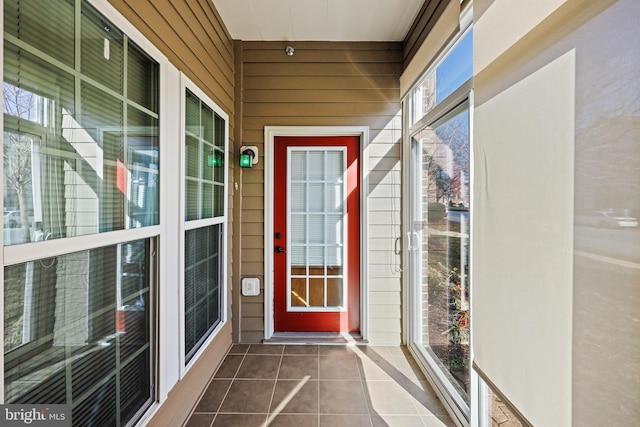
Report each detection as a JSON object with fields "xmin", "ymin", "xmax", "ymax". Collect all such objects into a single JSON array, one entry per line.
[{"xmin": 285, "ymin": 45, "xmax": 294, "ymax": 56}]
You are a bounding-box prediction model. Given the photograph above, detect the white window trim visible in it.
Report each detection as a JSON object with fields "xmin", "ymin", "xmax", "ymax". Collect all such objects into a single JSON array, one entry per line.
[
  {"xmin": 178, "ymin": 73, "xmax": 229, "ymax": 377},
  {"xmin": 264, "ymin": 126, "xmax": 369, "ymax": 340}
]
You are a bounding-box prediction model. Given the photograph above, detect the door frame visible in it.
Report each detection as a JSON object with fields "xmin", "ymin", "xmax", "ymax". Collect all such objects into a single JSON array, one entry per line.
[{"xmin": 264, "ymin": 126, "xmax": 369, "ymax": 340}]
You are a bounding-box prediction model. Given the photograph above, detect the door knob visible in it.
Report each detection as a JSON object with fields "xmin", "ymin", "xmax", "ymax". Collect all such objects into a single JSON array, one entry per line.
[{"xmin": 275, "ymin": 246, "xmax": 286, "ymax": 253}]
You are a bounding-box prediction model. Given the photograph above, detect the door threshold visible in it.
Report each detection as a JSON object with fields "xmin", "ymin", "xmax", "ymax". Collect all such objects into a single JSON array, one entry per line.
[{"xmin": 264, "ymin": 332, "xmax": 368, "ymax": 346}]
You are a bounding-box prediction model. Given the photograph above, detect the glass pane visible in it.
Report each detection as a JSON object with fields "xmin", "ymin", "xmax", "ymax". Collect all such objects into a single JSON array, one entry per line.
[
  {"xmin": 290, "ymin": 277, "xmax": 307, "ymax": 307},
  {"xmin": 4, "ymin": 0, "xmax": 75, "ymax": 67},
  {"xmin": 128, "ymin": 41, "xmax": 159, "ymax": 112},
  {"xmin": 185, "ymin": 180, "xmax": 198, "ymax": 221},
  {"xmin": 326, "ymin": 150, "xmax": 344, "ymax": 182},
  {"xmin": 290, "ymin": 246, "xmax": 306, "ymax": 267},
  {"xmin": 308, "ymin": 277, "xmax": 324, "ymax": 307},
  {"xmin": 291, "ymin": 183, "xmax": 306, "ymax": 212},
  {"xmin": 412, "ymin": 29, "xmax": 473, "ymax": 124},
  {"xmin": 186, "ymin": 90, "xmax": 200, "ymax": 137},
  {"xmin": 308, "ymin": 151, "xmax": 324, "ymax": 180},
  {"xmin": 214, "ymin": 113, "xmax": 225, "ymax": 149},
  {"xmin": 327, "ymin": 277, "xmax": 342, "ymax": 307},
  {"xmin": 290, "ymin": 151, "xmax": 306, "ymax": 180},
  {"xmin": 290, "ymin": 215, "xmax": 306, "ymax": 244},
  {"xmin": 202, "ymin": 183, "xmax": 213, "ymax": 218},
  {"xmin": 4, "ymin": 239, "xmax": 153, "ymax": 426},
  {"xmin": 203, "ymin": 143, "xmax": 214, "ymax": 181},
  {"xmin": 308, "ymin": 215, "xmax": 324, "ymax": 244},
  {"xmin": 186, "ymin": 136, "xmax": 199, "ymax": 178},
  {"xmin": 309, "ymin": 183, "xmax": 324, "ymax": 212},
  {"xmin": 308, "ymin": 246, "xmax": 324, "ymax": 266},
  {"xmin": 81, "ymin": 3, "xmax": 124, "ymax": 94},
  {"xmin": 184, "ymin": 90, "xmax": 226, "ymax": 221},
  {"xmin": 184, "ymin": 225, "xmax": 222, "ymax": 361},
  {"xmin": 3, "ymin": 8, "xmax": 159, "ymax": 246},
  {"xmin": 414, "ymin": 107, "xmax": 470, "ymax": 402}
]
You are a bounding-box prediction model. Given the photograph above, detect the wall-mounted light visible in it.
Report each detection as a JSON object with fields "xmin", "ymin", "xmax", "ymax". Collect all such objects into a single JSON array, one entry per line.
[
  {"xmin": 239, "ymin": 145, "xmax": 258, "ymax": 168},
  {"xmin": 285, "ymin": 45, "xmax": 294, "ymax": 56}
]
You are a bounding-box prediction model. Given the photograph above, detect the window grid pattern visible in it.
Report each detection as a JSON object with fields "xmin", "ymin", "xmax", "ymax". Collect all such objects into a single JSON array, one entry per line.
[
  {"xmin": 288, "ymin": 148, "xmax": 346, "ymax": 311},
  {"xmin": 3, "ymin": 1, "xmax": 158, "ymax": 426},
  {"xmin": 183, "ymin": 87, "xmax": 226, "ymax": 363}
]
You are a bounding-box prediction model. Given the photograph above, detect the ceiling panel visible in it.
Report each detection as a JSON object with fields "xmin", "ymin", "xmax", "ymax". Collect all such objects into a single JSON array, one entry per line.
[{"xmin": 212, "ymin": 0, "xmax": 427, "ymax": 41}]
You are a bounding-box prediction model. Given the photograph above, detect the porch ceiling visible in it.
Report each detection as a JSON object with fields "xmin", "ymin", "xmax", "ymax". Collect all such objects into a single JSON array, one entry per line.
[{"xmin": 211, "ymin": 0, "xmax": 426, "ymax": 41}]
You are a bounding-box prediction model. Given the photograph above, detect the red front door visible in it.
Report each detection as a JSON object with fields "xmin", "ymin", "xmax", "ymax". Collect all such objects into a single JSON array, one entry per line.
[{"xmin": 274, "ymin": 136, "xmax": 360, "ymax": 332}]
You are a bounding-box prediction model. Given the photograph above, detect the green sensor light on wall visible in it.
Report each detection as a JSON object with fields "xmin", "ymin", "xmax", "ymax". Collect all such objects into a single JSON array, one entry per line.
[{"xmin": 239, "ymin": 146, "xmax": 258, "ymax": 168}]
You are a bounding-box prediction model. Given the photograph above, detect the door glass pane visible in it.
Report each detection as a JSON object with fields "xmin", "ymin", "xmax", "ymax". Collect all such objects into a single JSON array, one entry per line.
[
  {"xmin": 288, "ymin": 148, "xmax": 346, "ymax": 310},
  {"xmin": 413, "ymin": 107, "xmax": 471, "ymax": 402}
]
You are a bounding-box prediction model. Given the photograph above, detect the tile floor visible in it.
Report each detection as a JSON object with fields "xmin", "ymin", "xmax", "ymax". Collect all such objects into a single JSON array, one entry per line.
[{"xmin": 185, "ymin": 344, "xmax": 456, "ymax": 427}]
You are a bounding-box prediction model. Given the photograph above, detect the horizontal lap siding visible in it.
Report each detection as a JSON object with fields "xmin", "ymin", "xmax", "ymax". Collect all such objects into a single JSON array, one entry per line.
[{"xmin": 238, "ymin": 41, "xmax": 403, "ymax": 344}]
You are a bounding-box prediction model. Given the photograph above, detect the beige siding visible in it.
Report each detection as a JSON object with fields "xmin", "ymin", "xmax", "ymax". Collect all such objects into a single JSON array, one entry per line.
[{"xmin": 237, "ymin": 41, "xmax": 403, "ymax": 344}]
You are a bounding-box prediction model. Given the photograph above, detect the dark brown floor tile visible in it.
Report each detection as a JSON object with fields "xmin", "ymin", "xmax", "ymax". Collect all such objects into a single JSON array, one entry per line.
[
  {"xmin": 363, "ymin": 380, "xmax": 419, "ymax": 415},
  {"xmin": 195, "ymin": 379, "xmax": 232, "ymax": 412},
  {"xmin": 218, "ymin": 380, "xmax": 275, "ymax": 413},
  {"xmin": 319, "ymin": 380, "xmax": 368, "ymax": 414},
  {"xmin": 247, "ymin": 344, "xmax": 284, "ymax": 355},
  {"xmin": 214, "ymin": 355, "xmax": 244, "ymax": 379},
  {"xmin": 371, "ymin": 415, "xmax": 425, "ymax": 426},
  {"xmin": 228, "ymin": 344, "xmax": 250, "ymax": 355},
  {"xmin": 318, "ymin": 345, "xmax": 357, "ymax": 356},
  {"xmin": 267, "ymin": 414, "xmax": 319, "ymax": 427},
  {"xmin": 319, "ymin": 355, "xmax": 361, "ymax": 380},
  {"xmin": 284, "ymin": 345, "xmax": 318, "ymax": 355},
  {"xmin": 212, "ymin": 413, "xmax": 267, "ymax": 427},
  {"xmin": 319, "ymin": 415, "xmax": 371, "ymax": 426},
  {"xmin": 278, "ymin": 355, "xmax": 318, "ymax": 379},
  {"xmin": 236, "ymin": 355, "xmax": 281, "ymax": 379},
  {"xmin": 185, "ymin": 413, "xmax": 215, "ymax": 427},
  {"xmin": 270, "ymin": 379, "xmax": 319, "ymax": 414}
]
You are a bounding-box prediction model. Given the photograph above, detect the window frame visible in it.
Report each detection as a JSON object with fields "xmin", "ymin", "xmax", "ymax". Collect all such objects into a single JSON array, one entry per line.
[
  {"xmin": 403, "ymin": 13, "xmax": 475, "ymax": 426},
  {"xmin": 178, "ymin": 73, "xmax": 229, "ymax": 375}
]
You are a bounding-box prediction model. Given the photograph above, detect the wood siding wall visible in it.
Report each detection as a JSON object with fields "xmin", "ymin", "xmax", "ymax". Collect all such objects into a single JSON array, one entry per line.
[{"xmin": 236, "ymin": 41, "xmax": 404, "ymax": 344}]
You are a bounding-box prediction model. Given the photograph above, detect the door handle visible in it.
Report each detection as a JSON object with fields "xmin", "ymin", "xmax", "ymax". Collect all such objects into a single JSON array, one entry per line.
[{"xmin": 275, "ymin": 246, "xmax": 286, "ymax": 253}]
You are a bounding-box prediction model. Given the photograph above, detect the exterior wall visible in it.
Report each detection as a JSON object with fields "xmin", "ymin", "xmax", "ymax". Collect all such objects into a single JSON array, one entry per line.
[
  {"xmin": 473, "ymin": 0, "xmax": 640, "ymax": 425},
  {"xmin": 235, "ymin": 41, "xmax": 404, "ymax": 344}
]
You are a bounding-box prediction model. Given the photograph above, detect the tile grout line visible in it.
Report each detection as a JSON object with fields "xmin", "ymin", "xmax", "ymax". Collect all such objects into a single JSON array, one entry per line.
[
  {"xmin": 210, "ymin": 345, "xmax": 250, "ymax": 426},
  {"xmin": 264, "ymin": 345, "xmax": 285, "ymax": 426},
  {"xmin": 354, "ymin": 347, "xmax": 375, "ymax": 427}
]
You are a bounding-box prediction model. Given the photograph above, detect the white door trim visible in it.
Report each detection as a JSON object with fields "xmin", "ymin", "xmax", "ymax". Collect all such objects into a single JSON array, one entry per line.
[{"xmin": 264, "ymin": 126, "xmax": 369, "ymax": 340}]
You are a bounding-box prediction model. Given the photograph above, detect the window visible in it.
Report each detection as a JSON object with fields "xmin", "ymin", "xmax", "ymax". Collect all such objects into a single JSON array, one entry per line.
[
  {"xmin": 407, "ymin": 24, "xmax": 473, "ymax": 421},
  {"xmin": 182, "ymin": 84, "xmax": 227, "ymax": 364},
  {"xmin": 409, "ymin": 29, "xmax": 473, "ymax": 126},
  {"xmin": 3, "ymin": 1, "xmax": 159, "ymax": 424}
]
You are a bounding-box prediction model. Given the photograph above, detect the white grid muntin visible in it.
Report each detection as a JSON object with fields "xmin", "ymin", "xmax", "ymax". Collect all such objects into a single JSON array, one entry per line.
[{"xmin": 286, "ymin": 146, "xmax": 348, "ymax": 312}]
